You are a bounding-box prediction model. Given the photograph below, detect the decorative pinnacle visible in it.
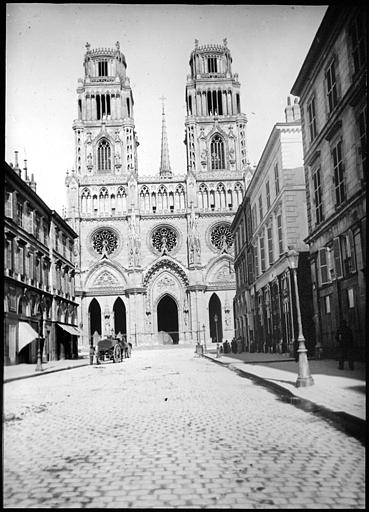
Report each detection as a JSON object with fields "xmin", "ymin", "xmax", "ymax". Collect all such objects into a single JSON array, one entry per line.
[{"xmin": 160, "ymin": 95, "xmax": 166, "ymax": 115}]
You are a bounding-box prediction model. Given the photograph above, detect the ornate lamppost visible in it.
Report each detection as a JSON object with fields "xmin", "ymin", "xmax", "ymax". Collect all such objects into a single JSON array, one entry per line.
[
  {"xmin": 203, "ymin": 323, "xmax": 206, "ymax": 353},
  {"xmin": 214, "ymin": 314, "xmax": 218, "ymax": 343},
  {"xmin": 287, "ymin": 250, "xmax": 314, "ymax": 387},
  {"xmin": 35, "ymin": 309, "xmax": 44, "ymax": 372}
]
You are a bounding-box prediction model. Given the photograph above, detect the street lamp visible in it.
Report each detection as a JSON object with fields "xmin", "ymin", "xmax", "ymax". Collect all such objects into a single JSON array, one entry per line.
[
  {"xmin": 35, "ymin": 309, "xmax": 44, "ymax": 372},
  {"xmin": 203, "ymin": 324, "xmax": 206, "ymax": 353},
  {"xmin": 287, "ymin": 250, "xmax": 314, "ymax": 387}
]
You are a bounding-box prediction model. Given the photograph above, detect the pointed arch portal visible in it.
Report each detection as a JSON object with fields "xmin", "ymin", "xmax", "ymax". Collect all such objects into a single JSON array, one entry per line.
[
  {"xmin": 89, "ymin": 298, "xmax": 101, "ymax": 342},
  {"xmin": 113, "ymin": 297, "xmax": 127, "ymax": 338},
  {"xmin": 157, "ymin": 295, "xmax": 179, "ymax": 344},
  {"xmin": 209, "ymin": 293, "xmax": 223, "ymax": 343}
]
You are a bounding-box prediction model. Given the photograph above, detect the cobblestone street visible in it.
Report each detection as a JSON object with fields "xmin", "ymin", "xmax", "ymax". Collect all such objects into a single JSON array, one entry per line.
[{"xmin": 3, "ymin": 347, "xmax": 365, "ymax": 508}]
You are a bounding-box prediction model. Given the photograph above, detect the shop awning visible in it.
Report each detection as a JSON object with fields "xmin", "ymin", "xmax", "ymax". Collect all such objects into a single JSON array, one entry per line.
[
  {"xmin": 57, "ymin": 324, "xmax": 80, "ymax": 336},
  {"xmin": 18, "ymin": 321, "xmax": 39, "ymax": 351}
]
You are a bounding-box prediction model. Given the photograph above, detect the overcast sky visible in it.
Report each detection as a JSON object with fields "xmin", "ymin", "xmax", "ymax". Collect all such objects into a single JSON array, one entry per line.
[{"xmin": 6, "ymin": 3, "xmax": 328, "ymax": 215}]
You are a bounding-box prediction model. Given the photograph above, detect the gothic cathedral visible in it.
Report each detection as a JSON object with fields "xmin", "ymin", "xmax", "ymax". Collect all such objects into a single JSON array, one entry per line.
[{"xmin": 65, "ymin": 39, "xmax": 252, "ymax": 348}]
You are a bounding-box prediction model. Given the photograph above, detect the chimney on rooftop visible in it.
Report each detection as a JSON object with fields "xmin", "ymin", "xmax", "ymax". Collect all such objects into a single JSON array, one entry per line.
[
  {"xmin": 29, "ymin": 173, "xmax": 37, "ymax": 193},
  {"xmin": 23, "ymin": 159, "xmax": 30, "ymax": 184},
  {"xmin": 14, "ymin": 151, "xmax": 21, "ymax": 177},
  {"xmin": 284, "ymin": 96, "xmax": 294, "ymax": 123},
  {"xmin": 292, "ymin": 97, "xmax": 301, "ymax": 121}
]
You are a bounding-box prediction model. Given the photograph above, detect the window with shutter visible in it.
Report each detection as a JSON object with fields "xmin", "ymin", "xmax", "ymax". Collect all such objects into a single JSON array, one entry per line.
[
  {"xmin": 333, "ymin": 237, "xmax": 343, "ymax": 278},
  {"xmin": 319, "ymin": 248, "xmax": 329, "ymax": 285}
]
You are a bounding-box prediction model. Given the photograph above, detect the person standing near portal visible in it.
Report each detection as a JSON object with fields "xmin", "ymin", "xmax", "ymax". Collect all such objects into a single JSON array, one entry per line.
[{"xmin": 336, "ymin": 319, "xmax": 354, "ymax": 370}]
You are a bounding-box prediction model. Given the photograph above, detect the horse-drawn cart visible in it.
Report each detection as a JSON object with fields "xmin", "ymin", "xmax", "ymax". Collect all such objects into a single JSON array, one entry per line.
[{"xmin": 96, "ymin": 337, "xmax": 132, "ymax": 363}]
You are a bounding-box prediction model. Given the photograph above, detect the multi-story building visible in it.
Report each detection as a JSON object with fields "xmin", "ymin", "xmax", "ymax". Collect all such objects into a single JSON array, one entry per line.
[
  {"xmin": 65, "ymin": 40, "xmax": 253, "ymax": 349},
  {"xmin": 231, "ymin": 98, "xmax": 315, "ymax": 355},
  {"xmin": 291, "ymin": 5, "xmax": 366, "ymax": 357},
  {"xmin": 4, "ymin": 156, "xmax": 79, "ymax": 365}
]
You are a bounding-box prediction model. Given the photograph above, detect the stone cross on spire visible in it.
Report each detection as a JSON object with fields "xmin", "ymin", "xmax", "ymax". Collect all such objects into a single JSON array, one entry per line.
[{"xmin": 159, "ymin": 96, "xmax": 172, "ymax": 178}]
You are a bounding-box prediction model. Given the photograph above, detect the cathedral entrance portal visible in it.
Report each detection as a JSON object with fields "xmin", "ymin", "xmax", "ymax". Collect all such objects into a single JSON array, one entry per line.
[
  {"xmin": 89, "ymin": 298, "xmax": 101, "ymax": 345},
  {"xmin": 157, "ymin": 295, "xmax": 179, "ymax": 344},
  {"xmin": 113, "ymin": 297, "xmax": 126, "ymax": 339},
  {"xmin": 209, "ymin": 293, "xmax": 223, "ymax": 343}
]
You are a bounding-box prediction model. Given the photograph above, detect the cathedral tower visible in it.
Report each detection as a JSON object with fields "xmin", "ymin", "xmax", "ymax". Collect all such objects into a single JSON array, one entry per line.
[
  {"xmin": 185, "ymin": 38, "xmax": 248, "ymax": 174},
  {"xmin": 72, "ymin": 41, "xmax": 139, "ymax": 180}
]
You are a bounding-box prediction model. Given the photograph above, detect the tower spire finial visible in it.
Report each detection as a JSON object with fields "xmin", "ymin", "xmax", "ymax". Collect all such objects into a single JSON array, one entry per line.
[
  {"xmin": 159, "ymin": 96, "xmax": 172, "ymax": 178},
  {"xmin": 160, "ymin": 95, "xmax": 166, "ymax": 115}
]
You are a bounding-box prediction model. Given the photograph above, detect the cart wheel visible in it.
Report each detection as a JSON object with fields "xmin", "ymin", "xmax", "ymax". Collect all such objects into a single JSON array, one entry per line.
[{"xmin": 113, "ymin": 344, "xmax": 122, "ymax": 363}]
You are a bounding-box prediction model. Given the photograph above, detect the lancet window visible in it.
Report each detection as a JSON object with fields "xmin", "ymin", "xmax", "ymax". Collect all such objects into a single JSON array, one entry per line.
[
  {"xmin": 96, "ymin": 93, "xmax": 111, "ymax": 120},
  {"xmin": 81, "ymin": 188, "xmax": 91, "ymax": 214},
  {"xmin": 99, "ymin": 188, "xmax": 109, "ymax": 213},
  {"xmin": 199, "ymin": 183, "xmax": 209, "ymax": 209},
  {"xmin": 175, "ymin": 185, "xmax": 185, "ymax": 210},
  {"xmin": 211, "ymin": 135, "xmax": 225, "ymax": 170},
  {"xmin": 117, "ymin": 187, "xmax": 127, "ymax": 213},
  {"xmin": 97, "ymin": 139, "xmax": 111, "ymax": 171},
  {"xmin": 139, "ymin": 186, "xmax": 150, "ymax": 211},
  {"xmin": 234, "ymin": 183, "xmax": 243, "ymax": 207},
  {"xmin": 158, "ymin": 185, "xmax": 168, "ymax": 211},
  {"xmin": 216, "ymin": 183, "xmax": 227, "ymax": 209}
]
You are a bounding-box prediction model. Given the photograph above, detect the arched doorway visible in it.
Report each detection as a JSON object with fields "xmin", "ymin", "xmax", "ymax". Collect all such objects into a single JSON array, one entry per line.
[
  {"xmin": 113, "ymin": 297, "xmax": 126, "ymax": 339},
  {"xmin": 89, "ymin": 298, "xmax": 101, "ymax": 345},
  {"xmin": 209, "ymin": 293, "xmax": 223, "ymax": 343},
  {"xmin": 157, "ymin": 295, "xmax": 179, "ymax": 344}
]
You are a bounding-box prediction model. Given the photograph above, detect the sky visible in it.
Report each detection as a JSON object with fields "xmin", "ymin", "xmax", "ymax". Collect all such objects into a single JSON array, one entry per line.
[{"xmin": 6, "ymin": 3, "xmax": 328, "ymax": 216}]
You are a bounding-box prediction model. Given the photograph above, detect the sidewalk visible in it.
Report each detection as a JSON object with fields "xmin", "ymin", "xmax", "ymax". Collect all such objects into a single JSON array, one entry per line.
[
  {"xmin": 3, "ymin": 357, "xmax": 90, "ymax": 383},
  {"xmin": 204, "ymin": 349, "xmax": 366, "ymax": 439}
]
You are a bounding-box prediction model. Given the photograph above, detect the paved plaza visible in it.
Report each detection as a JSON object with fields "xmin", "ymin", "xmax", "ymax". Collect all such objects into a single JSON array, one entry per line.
[{"xmin": 3, "ymin": 347, "xmax": 365, "ymax": 508}]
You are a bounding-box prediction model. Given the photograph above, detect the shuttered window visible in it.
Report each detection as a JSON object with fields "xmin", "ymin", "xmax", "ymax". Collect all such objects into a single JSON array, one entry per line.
[{"xmin": 319, "ymin": 248, "xmax": 329, "ymax": 285}]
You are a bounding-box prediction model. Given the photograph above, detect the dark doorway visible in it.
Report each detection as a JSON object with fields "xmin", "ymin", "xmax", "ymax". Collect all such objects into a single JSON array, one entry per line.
[
  {"xmin": 89, "ymin": 298, "xmax": 101, "ymax": 344},
  {"xmin": 113, "ymin": 297, "xmax": 126, "ymax": 338},
  {"xmin": 209, "ymin": 293, "xmax": 223, "ymax": 343},
  {"xmin": 157, "ymin": 295, "xmax": 179, "ymax": 344}
]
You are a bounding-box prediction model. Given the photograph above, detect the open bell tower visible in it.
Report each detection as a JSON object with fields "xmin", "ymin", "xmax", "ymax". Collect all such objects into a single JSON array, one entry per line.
[
  {"xmin": 72, "ymin": 41, "xmax": 139, "ymax": 180},
  {"xmin": 184, "ymin": 38, "xmax": 248, "ymax": 175}
]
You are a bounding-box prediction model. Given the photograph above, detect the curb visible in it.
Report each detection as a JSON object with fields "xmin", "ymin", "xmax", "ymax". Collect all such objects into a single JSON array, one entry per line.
[
  {"xmin": 204, "ymin": 354, "xmax": 366, "ymax": 445},
  {"xmin": 4, "ymin": 362, "xmax": 90, "ymax": 383}
]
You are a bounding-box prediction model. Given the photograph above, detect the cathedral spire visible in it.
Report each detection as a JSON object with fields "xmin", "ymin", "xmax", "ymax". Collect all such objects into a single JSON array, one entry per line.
[{"xmin": 159, "ymin": 96, "xmax": 172, "ymax": 178}]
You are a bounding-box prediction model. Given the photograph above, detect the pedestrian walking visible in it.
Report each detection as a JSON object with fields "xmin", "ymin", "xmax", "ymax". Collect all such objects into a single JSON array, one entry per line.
[{"xmin": 336, "ymin": 319, "xmax": 354, "ymax": 370}]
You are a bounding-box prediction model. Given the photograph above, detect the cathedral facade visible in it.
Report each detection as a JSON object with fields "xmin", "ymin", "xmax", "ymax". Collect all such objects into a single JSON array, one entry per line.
[{"xmin": 65, "ymin": 39, "xmax": 252, "ymax": 348}]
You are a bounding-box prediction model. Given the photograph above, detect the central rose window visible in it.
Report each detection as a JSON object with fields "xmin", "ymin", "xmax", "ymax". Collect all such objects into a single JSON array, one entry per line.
[
  {"xmin": 210, "ymin": 224, "xmax": 233, "ymax": 251},
  {"xmin": 92, "ymin": 228, "xmax": 118, "ymax": 255},
  {"xmin": 152, "ymin": 226, "xmax": 178, "ymax": 253}
]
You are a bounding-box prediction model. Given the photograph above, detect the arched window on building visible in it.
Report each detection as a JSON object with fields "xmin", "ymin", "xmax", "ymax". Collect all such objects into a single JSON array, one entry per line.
[
  {"xmin": 234, "ymin": 182, "xmax": 243, "ymax": 207},
  {"xmin": 210, "ymin": 134, "xmax": 225, "ymax": 170},
  {"xmin": 199, "ymin": 183, "xmax": 209, "ymax": 209},
  {"xmin": 97, "ymin": 138, "xmax": 111, "ymax": 171},
  {"xmin": 216, "ymin": 183, "xmax": 226, "ymax": 209},
  {"xmin": 81, "ymin": 188, "xmax": 91, "ymax": 214},
  {"xmin": 117, "ymin": 187, "xmax": 127, "ymax": 213},
  {"xmin": 175, "ymin": 185, "xmax": 185, "ymax": 210},
  {"xmin": 99, "ymin": 188, "xmax": 109, "ymax": 213},
  {"xmin": 139, "ymin": 186, "xmax": 150, "ymax": 212},
  {"xmin": 158, "ymin": 185, "xmax": 168, "ymax": 211}
]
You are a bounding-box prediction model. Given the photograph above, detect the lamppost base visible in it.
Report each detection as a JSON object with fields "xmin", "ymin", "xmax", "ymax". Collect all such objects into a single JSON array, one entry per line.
[
  {"xmin": 296, "ymin": 375, "xmax": 314, "ymax": 387},
  {"xmin": 35, "ymin": 364, "xmax": 44, "ymax": 372}
]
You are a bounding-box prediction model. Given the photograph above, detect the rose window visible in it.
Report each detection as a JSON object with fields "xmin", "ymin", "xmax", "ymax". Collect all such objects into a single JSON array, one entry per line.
[
  {"xmin": 152, "ymin": 226, "xmax": 177, "ymax": 253},
  {"xmin": 92, "ymin": 229, "xmax": 118, "ymax": 255},
  {"xmin": 210, "ymin": 224, "xmax": 233, "ymax": 250}
]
